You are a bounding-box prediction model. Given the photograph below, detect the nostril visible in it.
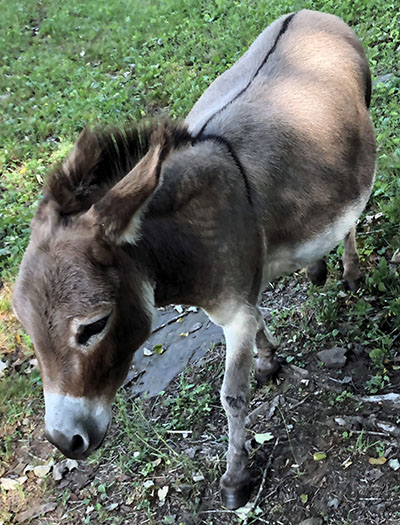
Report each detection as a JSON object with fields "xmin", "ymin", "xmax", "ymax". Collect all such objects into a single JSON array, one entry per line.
[{"xmin": 71, "ymin": 434, "xmax": 88, "ymax": 454}]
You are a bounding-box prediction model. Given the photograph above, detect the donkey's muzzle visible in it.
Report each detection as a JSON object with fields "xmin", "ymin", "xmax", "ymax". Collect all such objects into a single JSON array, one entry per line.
[
  {"xmin": 45, "ymin": 428, "xmax": 91, "ymax": 459},
  {"xmin": 43, "ymin": 391, "xmax": 111, "ymax": 459}
]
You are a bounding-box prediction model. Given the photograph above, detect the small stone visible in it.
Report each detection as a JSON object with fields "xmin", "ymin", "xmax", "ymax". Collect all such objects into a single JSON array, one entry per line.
[
  {"xmin": 389, "ymin": 458, "xmax": 400, "ymax": 471},
  {"xmin": 317, "ymin": 347, "xmax": 347, "ymax": 369},
  {"xmin": 328, "ymin": 497, "xmax": 339, "ymax": 509}
]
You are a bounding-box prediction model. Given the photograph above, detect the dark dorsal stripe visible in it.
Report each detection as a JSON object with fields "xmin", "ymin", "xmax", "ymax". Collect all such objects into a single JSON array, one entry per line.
[
  {"xmin": 194, "ymin": 133, "xmax": 253, "ymax": 206},
  {"xmin": 196, "ymin": 12, "xmax": 296, "ymax": 138}
]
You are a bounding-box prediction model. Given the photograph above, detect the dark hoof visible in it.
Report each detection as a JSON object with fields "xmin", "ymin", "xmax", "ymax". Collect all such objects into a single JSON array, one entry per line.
[
  {"xmin": 221, "ymin": 481, "xmax": 252, "ymax": 510},
  {"xmin": 255, "ymin": 358, "xmax": 281, "ymax": 386},
  {"xmin": 343, "ymin": 276, "xmax": 362, "ymax": 292},
  {"xmin": 307, "ymin": 259, "xmax": 328, "ymax": 287}
]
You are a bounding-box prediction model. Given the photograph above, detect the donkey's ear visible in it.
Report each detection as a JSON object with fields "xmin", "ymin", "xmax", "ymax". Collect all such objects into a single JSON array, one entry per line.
[
  {"xmin": 47, "ymin": 127, "xmax": 102, "ymax": 214},
  {"xmin": 88, "ymin": 126, "xmax": 171, "ymax": 244}
]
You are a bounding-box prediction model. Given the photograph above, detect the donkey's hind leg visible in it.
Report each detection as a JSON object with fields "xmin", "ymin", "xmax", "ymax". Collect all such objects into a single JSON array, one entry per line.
[
  {"xmin": 306, "ymin": 258, "xmax": 328, "ymax": 287},
  {"xmin": 217, "ymin": 305, "xmax": 258, "ymax": 509},
  {"xmin": 343, "ymin": 226, "xmax": 361, "ymax": 291},
  {"xmin": 254, "ymin": 308, "xmax": 280, "ymax": 385}
]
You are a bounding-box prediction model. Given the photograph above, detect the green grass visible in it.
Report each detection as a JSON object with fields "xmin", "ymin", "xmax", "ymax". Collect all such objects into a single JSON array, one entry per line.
[{"xmin": 1, "ymin": 0, "xmax": 399, "ymax": 279}]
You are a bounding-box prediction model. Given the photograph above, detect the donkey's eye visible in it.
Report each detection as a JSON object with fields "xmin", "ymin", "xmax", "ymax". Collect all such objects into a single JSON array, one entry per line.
[{"xmin": 77, "ymin": 315, "xmax": 110, "ymax": 346}]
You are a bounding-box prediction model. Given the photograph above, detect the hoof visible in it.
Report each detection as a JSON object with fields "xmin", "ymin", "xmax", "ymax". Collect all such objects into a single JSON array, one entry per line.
[
  {"xmin": 221, "ymin": 481, "xmax": 252, "ymax": 510},
  {"xmin": 307, "ymin": 259, "xmax": 328, "ymax": 287},
  {"xmin": 255, "ymin": 358, "xmax": 281, "ymax": 386},
  {"xmin": 343, "ymin": 276, "xmax": 362, "ymax": 292}
]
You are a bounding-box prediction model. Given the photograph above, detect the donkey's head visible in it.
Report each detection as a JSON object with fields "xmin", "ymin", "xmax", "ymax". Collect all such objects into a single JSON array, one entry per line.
[{"xmin": 13, "ymin": 124, "xmax": 173, "ymax": 459}]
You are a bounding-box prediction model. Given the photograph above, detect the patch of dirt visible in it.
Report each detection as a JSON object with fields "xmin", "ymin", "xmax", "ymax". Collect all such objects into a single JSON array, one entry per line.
[{"xmin": 1, "ymin": 275, "xmax": 400, "ymax": 524}]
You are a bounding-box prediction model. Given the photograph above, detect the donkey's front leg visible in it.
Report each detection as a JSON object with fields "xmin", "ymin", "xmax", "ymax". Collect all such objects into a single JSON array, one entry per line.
[{"xmin": 219, "ymin": 306, "xmax": 257, "ymax": 509}]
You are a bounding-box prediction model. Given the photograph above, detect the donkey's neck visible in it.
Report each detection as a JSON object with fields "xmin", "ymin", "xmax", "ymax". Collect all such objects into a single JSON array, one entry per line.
[{"xmin": 125, "ymin": 139, "xmax": 247, "ymax": 307}]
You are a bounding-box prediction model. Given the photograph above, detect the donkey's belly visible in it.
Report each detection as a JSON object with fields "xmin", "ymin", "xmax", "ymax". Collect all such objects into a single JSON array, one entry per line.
[{"xmin": 263, "ymin": 192, "xmax": 370, "ymax": 283}]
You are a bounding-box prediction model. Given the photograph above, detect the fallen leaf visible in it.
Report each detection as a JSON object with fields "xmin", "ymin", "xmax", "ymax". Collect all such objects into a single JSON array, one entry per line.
[
  {"xmin": 0, "ymin": 476, "xmax": 27, "ymax": 490},
  {"xmin": 16, "ymin": 502, "xmax": 57, "ymax": 522},
  {"xmin": 368, "ymin": 457, "xmax": 387, "ymax": 465},
  {"xmin": 391, "ymin": 248, "xmax": 400, "ymax": 264},
  {"xmin": 153, "ymin": 344, "xmax": 165, "ymax": 355},
  {"xmin": 389, "ymin": 458, "xmax": 400, "ymax": 471},
  {"xmin": 300, "ymin": 493, "xmax": 309, "ymax": 504},
  {"xmin": 33, "ymin": 464, "xmax": 52, "ymax": 478},
  {"xmin": 235, "ymin": 502, "xmax": 262, "ymax": 519},
  {"xmin": 192, "ymin": 472, "xmax": 204, "ymax": 482},
  {"xmin": 52, "ymin": 459, "xmax": 78, "ymax": 481},
  {"xmin": 152, "ymin": 457, "xmax": 162, "ymax": 467},
  {"xmin": 313, "ymin": 452, "xmax": 327, "ymax": 461},
  {"xmin": 254, "ymin": 432, "xmax": 274, "ymax": 444},
  {"xmin": 179, "ymin": 332, "xmax": 189, "ymax": 337},
  {"xmin": 157, "ymin": 485, "xmax": 169, "ymax": 502},
  {"xmin": 0, "ymin": 360, "xmax": 8, "ymax": 377}
]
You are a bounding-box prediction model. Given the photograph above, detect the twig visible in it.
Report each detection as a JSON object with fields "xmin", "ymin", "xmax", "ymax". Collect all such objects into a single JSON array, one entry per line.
[
  {"xmin": 152, "ymin": 311, "xmax": 190, "ymax": 333},
  {"xmin": 333, "ymin": 414, "xmax": 400, "ymax": 438},
  {"xmin": 246, "ymin": 395, "xmax": 280, "ymax": 425},
  {"xmin": 242, "ymin": 438, "xmax": 279, "ymax": 525},
  {"xmin": 289, "ymin": 391, "xmax": 316, "ymax": 410},
  {"xmin": 360, "ymin": 393, "xmax": 400, "ymax": 407}
]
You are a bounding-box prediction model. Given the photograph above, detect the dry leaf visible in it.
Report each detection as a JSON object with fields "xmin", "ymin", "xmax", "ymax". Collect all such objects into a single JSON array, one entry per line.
[
  {"xmin": 157, "ymin": 485, "xmax": 169, "ymax": 502},
  {"xmin": 254, "ymin": 432, "xmax": 274, "ymax": 444},
  {"xmin": 369, "ymin": 457, "xmax": 387, "ymax": 465},
  {"xmin": 152, "ymin": 457, "xmax": 162, "ymax": 467},
  {"xmin": 16, "ymin": 502, "xmax": 56, "ymax": 522},
  {"xmin": 0, "ymin": 360, "xmax": 8, "ymax": 377},
  {"xmin": 192, "ymin": 472, "xmax": 204, "ymax": 482},
  {"xmin": 0, "ymin": 476, "xmax": 27, "ymax": 490},
  {"xmin": 313, "ymin": 452, "xmax": 327, "ymax": 461},
  {"xmin": 33, "ymin": 465, "xmax": 52, "ymax": 478},
  {"xmin": 52, "ymin": 459, "xmax": 78, "ymax": 481}
]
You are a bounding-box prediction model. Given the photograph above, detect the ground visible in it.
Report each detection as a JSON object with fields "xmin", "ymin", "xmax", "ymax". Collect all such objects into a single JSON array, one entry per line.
[
  {"xmin": 1, "ymin": 273, "xmax": 400, "ymax": 524},
  {"xmin": 1, "ymin": 0, "xmax": 399, "ymax": 523}
]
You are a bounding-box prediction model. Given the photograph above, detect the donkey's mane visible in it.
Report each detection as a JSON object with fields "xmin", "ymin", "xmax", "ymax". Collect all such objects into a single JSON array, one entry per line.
[{"xmin": 46, "ymin": 120, "xmax": 192, "ymax": 215}]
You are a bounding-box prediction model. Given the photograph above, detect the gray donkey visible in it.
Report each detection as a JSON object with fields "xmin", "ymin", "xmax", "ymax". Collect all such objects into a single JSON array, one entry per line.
[{"xmin": 13, "ymin": 10, "xmax": 375, "ymax": 509}]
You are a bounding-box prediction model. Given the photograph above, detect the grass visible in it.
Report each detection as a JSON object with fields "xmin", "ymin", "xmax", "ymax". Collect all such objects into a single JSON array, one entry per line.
[{"xmin": 0, "ymin": 0, "xmax": 399, "ymax": 523}]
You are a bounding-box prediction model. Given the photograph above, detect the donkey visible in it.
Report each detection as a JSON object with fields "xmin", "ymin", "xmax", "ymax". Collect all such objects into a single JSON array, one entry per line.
[{"xmin": 13, "ymin": 10, "xmax": 375, "ymax": 509}]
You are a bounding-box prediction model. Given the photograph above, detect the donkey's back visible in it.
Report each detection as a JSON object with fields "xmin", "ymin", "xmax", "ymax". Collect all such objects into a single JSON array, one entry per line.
[{"xmin": 187, "ymin": 10, "xmax": 375, "ymax": 282}]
